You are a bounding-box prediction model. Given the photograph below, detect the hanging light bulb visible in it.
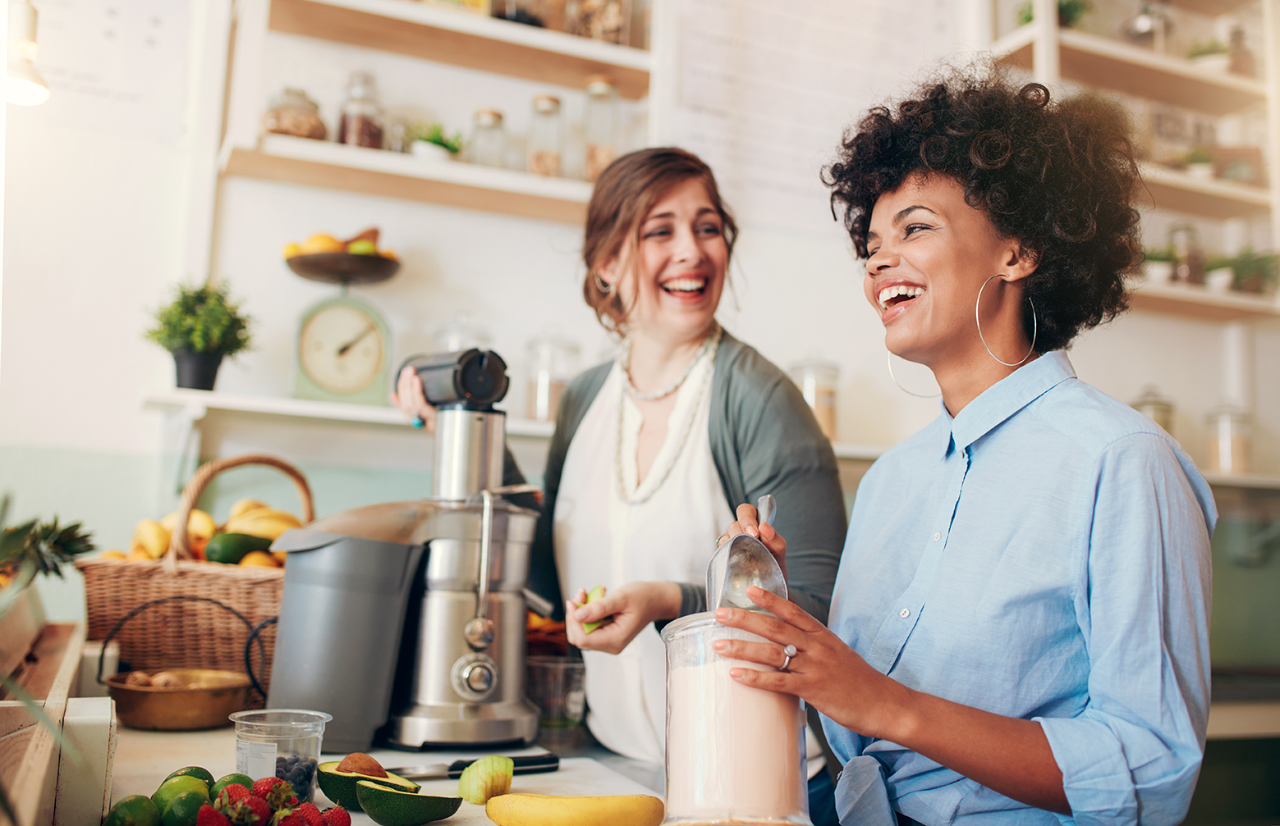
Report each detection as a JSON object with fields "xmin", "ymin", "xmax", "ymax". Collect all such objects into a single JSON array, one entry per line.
[{"xmin": 7, "ymin": 0, "xmax": 49, "ymax": 106}]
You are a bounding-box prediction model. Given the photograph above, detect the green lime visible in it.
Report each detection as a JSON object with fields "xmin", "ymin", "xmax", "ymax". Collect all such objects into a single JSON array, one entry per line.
[
  {"xmin": 161, "ymin": 790, "xmax": 207, "ymax": 826},
  {"xmin": 209, "ymin": 773, "xmax": 254, "ymax": 803},
  {"xmin": 152, "ymin": 776, "xmax": 209, "ymax": 816},
  {"xmin": 163, "ymin": 767, "xmax": 213, "ymax": 788},
  {"xmin": 104, "ymin": 795, "xmax": 162, "ymax": 826},
  {"xmin": 205, "ymin": 533, "xmax": 272, "ymax": 565}
]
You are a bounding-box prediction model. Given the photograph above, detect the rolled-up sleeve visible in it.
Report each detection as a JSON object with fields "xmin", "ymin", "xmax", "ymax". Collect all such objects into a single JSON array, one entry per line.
[{"xmin": 1038, "ymin": 433, "xmax": 1214, "ymax": 826}]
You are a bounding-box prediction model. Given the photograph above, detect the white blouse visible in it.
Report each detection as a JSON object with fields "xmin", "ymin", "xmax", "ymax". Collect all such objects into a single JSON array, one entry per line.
[{"xmin": 553, "ymin": 352, "xmax": 731, "ymax": 764}]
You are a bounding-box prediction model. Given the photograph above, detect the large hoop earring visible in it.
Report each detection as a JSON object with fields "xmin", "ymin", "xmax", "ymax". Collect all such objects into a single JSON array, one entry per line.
[
  {"xmin": 592, "ymin": 270, "xmax": 614, "ymax": 295},
  {"xmin": 886, "ymin": 351, "xmax": 941, "ymax": 398},
  {"xmin": 975, "ymin": 274, "xmax": 1037, "ymax": 367}
]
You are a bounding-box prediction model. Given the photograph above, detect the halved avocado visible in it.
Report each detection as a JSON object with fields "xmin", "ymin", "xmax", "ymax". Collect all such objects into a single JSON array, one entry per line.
[
  {"xmin": 356, "ymin": 780, "xmax": 462, "ymax": 826},
  {"xmin": 316, "ymin": 761, "xmax": 421, "ymax": 811}
]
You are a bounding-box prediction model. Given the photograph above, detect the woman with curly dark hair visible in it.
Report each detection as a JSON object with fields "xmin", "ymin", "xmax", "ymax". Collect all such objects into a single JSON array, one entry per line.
[{"xmin": 709, "ymin": 68, "xmax": 1215, "ymax": 825}]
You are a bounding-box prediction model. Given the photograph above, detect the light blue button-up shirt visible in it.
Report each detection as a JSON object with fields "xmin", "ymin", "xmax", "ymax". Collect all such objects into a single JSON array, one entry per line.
[{"xmin": 824, "ymin": 351, "xmax": 1215, "ymax": 826}]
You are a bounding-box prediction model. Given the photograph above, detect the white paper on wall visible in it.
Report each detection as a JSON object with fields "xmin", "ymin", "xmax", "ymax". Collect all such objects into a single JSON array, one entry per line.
[
  {"xmin": 672, "ymin": 0, "xmax": 956, "ymax": 235},
  {"xmin": 31, "ymin": 0, "xmax": 191, "ymax": 142}
]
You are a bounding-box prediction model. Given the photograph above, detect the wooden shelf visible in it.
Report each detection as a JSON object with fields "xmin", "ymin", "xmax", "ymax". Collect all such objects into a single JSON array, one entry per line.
[
  {"xmin": 223, "ymin": 135, "xmax": 593, "ymax": 222},
  {"xmin": 993, "ymin": 26, "xmax": 1267, "ymax": 116},
  {"xmin": 1130, "ymin": 280, "xmax": 1280, "ymax": 321},
  {"xmin": 1138, "ymin": 163, "xmax": 1273, "ymax": 219},
  {"xmin": 267, "ymin": 0, "xmax": 651, "ymax": 99},
  {"xmin": 1202, "ymin": 471, "xmax": 1280, "ymax": 490},
  {"xmin": 144, "ymin": 389, "xmax": 558, "ymax": 438},
  {"xmin": 1167, "ymin": 0, "xmax": 1257, "ymax": 15}
]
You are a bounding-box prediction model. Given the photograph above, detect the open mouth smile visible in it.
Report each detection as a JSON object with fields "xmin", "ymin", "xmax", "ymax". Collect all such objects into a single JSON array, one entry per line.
[
  {"xmin": 877, "ymin": 284, "xmax": 924, "ymax": 311},
  {"xmin": 662, "ymin": 276, "xmax": 709, "ymax": 296}
]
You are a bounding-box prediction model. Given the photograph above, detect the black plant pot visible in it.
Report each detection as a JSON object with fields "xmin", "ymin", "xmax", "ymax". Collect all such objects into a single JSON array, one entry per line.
[{"xmin": 173, "ymin": 349, "xmax": 223, "ymax": 391}]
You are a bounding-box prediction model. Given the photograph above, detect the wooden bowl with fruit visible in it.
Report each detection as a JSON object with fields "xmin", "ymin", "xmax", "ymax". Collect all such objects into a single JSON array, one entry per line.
[{"xmin": 285, "ymin": 228, "xmax": 400, "ymax": 285}]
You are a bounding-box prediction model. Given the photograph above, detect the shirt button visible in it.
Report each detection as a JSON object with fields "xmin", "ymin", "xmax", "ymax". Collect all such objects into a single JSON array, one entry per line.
[
  {"xmin": 932, "ymin": 532, "xmax": 941, "ymax": 541},
  {"xmin": 900, "ymin": 608, "xmax": 910, "ymax": 618}
]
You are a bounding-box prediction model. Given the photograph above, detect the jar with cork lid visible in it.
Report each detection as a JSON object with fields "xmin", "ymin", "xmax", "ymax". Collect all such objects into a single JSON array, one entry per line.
[
  {"xmin": 338, "ymin": 71, "xmax": 385, "ymax": 150},
  {"xmin": 528, "ymin": 95, "xmax": 563, "ymax": 177},
  {"xmin": 789, "ymin": 359, "xmax": 839, "ymax": 441},
  {"xmin": 470, "ymin": 108, "xmax": 506, "ymax": 168}
]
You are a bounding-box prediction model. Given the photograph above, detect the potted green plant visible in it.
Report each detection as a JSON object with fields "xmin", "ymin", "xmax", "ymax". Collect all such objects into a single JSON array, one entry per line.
[
  {"xmin": 1188, "ymin": 38, "xmax": 1230, "ymax": 72},
  {"xmin": 1230, "ymin": 247, "xmax": 1276, "ymax": 294},
  {"xmin": 409, "ymin": 122, "xmax": 463, "ymax": 162},
  {"xmin": 1142, "ymin": 246, "xmax": 1176, "ymax": 283},
  {"xmin": 1182, "ymin": 145, "xmax": 1215, "ymax": 179},
  {"xmin": 1017, "ymin": 0, "xmax": 1089, "ymax": 28},
  {"xmin": 145, "ymin": 282, "xmax": 252, "ymax": 391}
]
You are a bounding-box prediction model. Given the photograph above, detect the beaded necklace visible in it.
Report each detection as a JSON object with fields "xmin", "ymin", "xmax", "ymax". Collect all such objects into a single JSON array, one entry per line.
[{"xmin": 615, "ymin": 325, "xmax": 723, "ymax": 505}]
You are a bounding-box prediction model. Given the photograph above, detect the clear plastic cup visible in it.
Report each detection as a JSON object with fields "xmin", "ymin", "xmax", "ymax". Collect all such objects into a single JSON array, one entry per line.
[
  {"xmin": 230, "ymin": 709, "xmax": 332, "ymax": 802},
  {"xmin": 526, "ymin": 656, "xmax": 586, "ymax": 749}
]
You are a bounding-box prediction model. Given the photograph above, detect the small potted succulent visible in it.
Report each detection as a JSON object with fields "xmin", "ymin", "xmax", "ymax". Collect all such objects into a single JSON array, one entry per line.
[
  {"xmin": 1182, "ymin": 145, "xmax": 1215, "ymax": 179},
  {"xmin": 409, "ymin": 122, "xmax": 463, "ymax": 162},
  {"xmin": 1017, "ymin": 0, "xmax": 1090, "ymax": 28},
  {"xmin": 146, "ymin": 282, "xmax": 252, "ymax": 391},
  {"xmin": 1142, "ymin": 246, "xmax": 1176, "ymax": 284},
  {"xmin": 1188, "ymin": 38, "xmax": 1230, "ymax": 73}
]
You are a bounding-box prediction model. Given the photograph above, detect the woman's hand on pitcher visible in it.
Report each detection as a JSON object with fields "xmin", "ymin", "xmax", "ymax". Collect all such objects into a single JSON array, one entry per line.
[{"xmin": 390, "ymin": 365, "xmax": 436, "ymax": 432}]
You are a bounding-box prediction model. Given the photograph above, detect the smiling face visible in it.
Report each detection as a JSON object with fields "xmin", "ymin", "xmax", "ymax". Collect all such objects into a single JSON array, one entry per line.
[
  {"xmin": 865, "ymin": 172, "xmax": 1033, "ymax": 377},
  {"xmin": 601, "ymin": 177, "xmax": 728, "ymax": 343}
]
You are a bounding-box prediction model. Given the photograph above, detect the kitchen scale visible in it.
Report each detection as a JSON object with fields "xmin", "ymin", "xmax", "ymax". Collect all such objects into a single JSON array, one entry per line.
[{"xmin": 287, "ymin": 252, "xmax": 399, "ymax": 406}]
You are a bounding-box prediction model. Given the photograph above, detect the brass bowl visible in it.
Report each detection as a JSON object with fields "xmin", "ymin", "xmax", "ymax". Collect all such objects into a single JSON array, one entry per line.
[{"xmin": 107, "ymin": 669, "xmax": 252, "ymax": 731}]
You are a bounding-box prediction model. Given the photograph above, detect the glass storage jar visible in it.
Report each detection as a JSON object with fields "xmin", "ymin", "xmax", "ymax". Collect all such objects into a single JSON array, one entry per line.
[
  {"xmin": 661, "ymin": 614, "xmax": 812, "ymax": 826},
  {"xmin": 583, "ymin": 75, "xmax": 618, "ymax": 182},
  {"xmin": 262, "ymin": 88, "xmax": 327, "ymax": 140},
  {"xmin": 525, "ymin": 334, "xmax": 580, "ymax": 421},
  {"xmin": 1205, "ymin": 406, "xmax": 1252, "ymax": 475},
  {"xmin": 1169, "ymin": 224, "xmax": 1205, "ymax": 285},
  {"xmin": 338, "ymin": 71, "xmax": 385, "ymax": 150},
  {"xmin": 565, "ymin": 0, "xmax": 630, "ymax": 44},
  {"xmin": 528, "ymin": 95, "xmax": 563, "ymax": 177},
  {"xmin": 1130, "ymin": 385, "xmax": 1174, "ymax": 434},
  {"xmin": 470, "ymin": 108, "xmax": 506, "ymax": 167},
  {"xmin": 789, "ymin": 359, "xmax": 839, "ymax": 441}
]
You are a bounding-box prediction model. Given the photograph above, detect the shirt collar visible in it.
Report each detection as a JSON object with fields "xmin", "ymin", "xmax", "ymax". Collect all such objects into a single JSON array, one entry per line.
[{"xmin": 940, "ymin": 350, "xmax": 1077, "ymax": 455}]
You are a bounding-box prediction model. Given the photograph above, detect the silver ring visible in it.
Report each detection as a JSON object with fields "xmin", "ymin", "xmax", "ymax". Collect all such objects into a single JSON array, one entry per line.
[{"xmin": 780, "ymin": 643, "xmax": 797, "ymax": 671}]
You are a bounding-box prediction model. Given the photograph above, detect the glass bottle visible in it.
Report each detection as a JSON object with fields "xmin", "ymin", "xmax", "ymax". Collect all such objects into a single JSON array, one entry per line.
[
  {"xmin": 1130, "ymin": 385, "xmax": 1174, "ymax": 434},
  {"xmin": 525, "ymin": 334, "xmax": 580, "ymax": 421},
  {"xmin": 528, "ymin": 95, "xmax": 563, "ymax": 177},
  {"xmin": 789, "ymin": 359, "xmax": 839, "ymax": 441},
  {"xmin": 1205, "ymin": 406, "xmax": 1252, "ymax": 475},
  {"xmin": 583, "ymin": 75, "xmax": 619, "ymax": 182},
  {"xmin": 1228, "ymin": 26, "xmax": 1255, "ymax": 78},
  {"xmin": 262, "ymin": 88, "xmax": 327, "ymax": 140},
  {"xmin": 433, "ymin": 314, "xmax": 492, "ymax": 354},
  {"xmin": 1169, "ymin": 224, "xmax": 1205, "ymax": 285},
  {"xmin": 470, "ymin": 109, "xmax": 506, "ymax": 167},
  {"xmin": 338, "ymin": 71, "xmax": 385, "ymax": 150}
]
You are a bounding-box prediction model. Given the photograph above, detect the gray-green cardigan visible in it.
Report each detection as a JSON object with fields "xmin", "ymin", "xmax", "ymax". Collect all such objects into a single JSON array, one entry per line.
[{"xmin": 511, "ymin": 330, "xmax": 847, "ymax": 627}]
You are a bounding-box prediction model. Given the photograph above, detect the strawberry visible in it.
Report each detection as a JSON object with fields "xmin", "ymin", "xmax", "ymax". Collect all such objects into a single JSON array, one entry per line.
[
  {"xmin": 252, "ymin": 777, "xmax": 298, "ymax": 812},
  {"xmin": 271, "ymin": 809, "xmax": 306, "ymax": 826},
  {"xmin": 294, "ymin": 803, "xmax": 323, "ymax": 826},
  {"xmin": 197, "ymin": 804, "xmax": 232, "ymax": 826},
  {"xmin": 216, "ymin": 784, "xmax": 251, "ymax": 813},
  {"xmin": 320, "ymin": 807, "xmax": 350, "ymax": 826}
]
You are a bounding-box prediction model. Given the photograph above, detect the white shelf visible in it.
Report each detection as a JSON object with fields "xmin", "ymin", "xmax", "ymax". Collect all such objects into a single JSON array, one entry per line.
[
  {"xmin": 831, "ymin": 443, "xmax": 884, "ymax": 462},
  {"xmin": 1130, "ymin": 280, "xmax": 1280, "ymax": 321},
  {"xmin": 1138, "ymin": 164, "xmax": 1274, "ymax": 220},
  {"xmin": 143, "ymin": 389, "xmax": 557, "ymax": 438},
  {"xmin": 223, "ymin": 135, "xmax": 594, "ymax": 222},
  {"xmin": 993, "ymin": 26, "xmax": 1267, "ymax": 116},
  {"xmin": 1202, "ymin": 471, "xmax": 1280, "ymax": 490},
  {"xmin": 267, "ymin": 0, "xmax": 652, "ymax": 99}
]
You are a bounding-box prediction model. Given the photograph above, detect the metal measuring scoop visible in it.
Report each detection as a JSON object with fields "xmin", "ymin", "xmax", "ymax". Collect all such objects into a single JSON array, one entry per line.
[{"xmin": 706, "ymin": 494, "xmax": 784, "ymax": 611}]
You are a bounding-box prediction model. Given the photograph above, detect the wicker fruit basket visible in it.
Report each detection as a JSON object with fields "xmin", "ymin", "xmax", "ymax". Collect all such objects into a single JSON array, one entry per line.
[{"xmin": 75, "ymin": 455, "xmax": 313, "ymax": 698}]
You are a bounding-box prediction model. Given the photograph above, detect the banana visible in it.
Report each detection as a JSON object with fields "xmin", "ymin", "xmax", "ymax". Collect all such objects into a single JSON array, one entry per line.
[
  {"xmin": 129, "ymin": 519, "xmax": 171, "ymax": 559},
  {"xmin": 160, "ymin": 508, "xmax": 216, "ymax": 539},
  {"xmin": 485, "ymin": 793, "xmax": 664, "ymax": 826},
  {"xmin": 228, "ymin": 498, "xmax": 271, "ymax": 521},
  {"xmin": 223, "ymin": 509, "xmax": 303, "ymax": 541}
]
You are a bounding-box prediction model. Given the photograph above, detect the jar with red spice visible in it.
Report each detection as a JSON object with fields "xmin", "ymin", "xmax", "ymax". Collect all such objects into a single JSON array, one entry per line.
[{"xmin": 338, "ymin": 71, "xmax": 385, "ymax": 150}]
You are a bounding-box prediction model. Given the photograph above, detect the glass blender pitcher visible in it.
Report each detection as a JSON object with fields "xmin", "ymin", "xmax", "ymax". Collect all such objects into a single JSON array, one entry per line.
[{"xmin": 661, "ymin": 614, "xmax": 812, "ymax": 825}]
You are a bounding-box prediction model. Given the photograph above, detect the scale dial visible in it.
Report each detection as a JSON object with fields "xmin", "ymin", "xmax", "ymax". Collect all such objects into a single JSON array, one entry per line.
[{"xmin": 296, "ymin": 297, "xmax": 389, "ymax": 399}]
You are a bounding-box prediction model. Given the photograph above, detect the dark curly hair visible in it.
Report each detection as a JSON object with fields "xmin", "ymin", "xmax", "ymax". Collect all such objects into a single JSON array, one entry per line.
[{"xmin": 824, "ymin": 68, "xmax": 1142, "ymax": 352}]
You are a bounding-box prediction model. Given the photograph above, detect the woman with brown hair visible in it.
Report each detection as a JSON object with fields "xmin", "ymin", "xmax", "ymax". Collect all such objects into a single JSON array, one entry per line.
[
  {"xmin": 394, "ymin": 148, "xmax": 846, "ymax": 821},
  {"xmin": 710, "ymin": 70, "xmax": 1215, "ymax": 826}
]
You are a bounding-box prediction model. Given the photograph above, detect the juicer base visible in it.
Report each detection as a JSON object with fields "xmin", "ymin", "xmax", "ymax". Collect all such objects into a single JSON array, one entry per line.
[{"xmin": 381, "ymin": 698, "xmax": 540, "ymax": 748}]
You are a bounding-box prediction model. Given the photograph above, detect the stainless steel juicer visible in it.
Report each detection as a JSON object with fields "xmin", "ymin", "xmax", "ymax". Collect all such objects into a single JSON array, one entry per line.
[{"xmin": 268, "ymin": 349, "xmax": 541, "ymax": 750}]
